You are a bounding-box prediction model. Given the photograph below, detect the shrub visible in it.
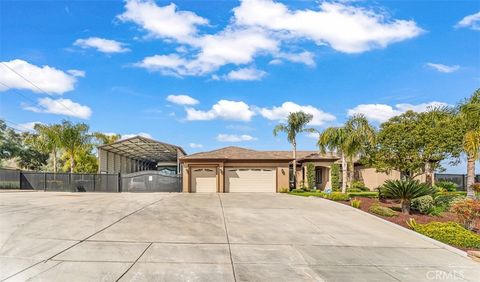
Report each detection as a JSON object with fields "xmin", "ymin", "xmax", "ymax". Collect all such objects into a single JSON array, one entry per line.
[
  {"xmin": 349, "ymin": 180, "xmax": 369, "ymax": 191},
  {"xmin": 327, "ymin": 192, "xmax": 350, "ymax": 201},
  {"xmin": 351, "ymin": 198, "xmax": 361, "ymax": 209},
  {"xmin": 331, "ymin": 164, "xmax": 341, "ymax": 191},
  {"xmin": 291, "ymin": 189, "xmax": 305, "ymax": 193},
  {"xmin": 406, "ymin": 218, "xmax": 417, "ymax": 229},
  {"xmin": 411, "ymin": 195, "xmax": 434, "ymax": 214},
  {"xmin": 348, "ymin": 192, "xmax": 379, "ymax": 198},
  {"xmin": 434, "ymin": 181, "xmax": 458, "ymax": 192},
  {"xmin": 450, "ymin": 199, "xmax": 480, "ymax": 231},
  {"xmin": 379, "ymin": 179, "xmax": 436, "ymax": 214},
  {"xmin": 368, "ymin": 205, "xmax": 397, "ymax": 217},
  {"xmin": 413, "ymin": 222, "xmax": 480, "ymax": 249},
  {"xmin": 434, "ymin": 193, "xmax": 465, "ymax": 208},
  {"xmin": 471, "ymin": 183, "xmax": 480, "ymax": 193},
  {"xmin": 347, "ymin": 188, "xmax": 362, "ymax": 192},
  {"xmin": 306, "ymin": 163, "xmax": 315, "ymax": 190},
  {"xmin": 279, "ymin": 187, "xmax": 289, "ymax": 193}
]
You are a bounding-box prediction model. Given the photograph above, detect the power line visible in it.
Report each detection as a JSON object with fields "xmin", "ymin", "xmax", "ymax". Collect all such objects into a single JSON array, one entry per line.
[
  {"xmin": 0, "ymin": 62, "xmax": 76, "ymax": 118},
  {"xmin": 0, "ymin": 81, "xmax": 39, "ymax": 106},
  {"xmin": 2, "ymin": 119, "xmax": 32, "ymax": 133}
]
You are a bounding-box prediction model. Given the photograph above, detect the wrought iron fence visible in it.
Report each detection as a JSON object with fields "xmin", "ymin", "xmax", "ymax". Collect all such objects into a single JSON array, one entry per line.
[{"xmin": 434, "ymin": 173, "xmax": 480, "ymax": 191}]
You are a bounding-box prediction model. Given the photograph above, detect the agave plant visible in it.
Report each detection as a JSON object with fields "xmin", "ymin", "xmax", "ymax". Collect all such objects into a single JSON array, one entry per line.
[{"xmin": 380, "ymin": 179, "xmax": 436, "ymax": 214}]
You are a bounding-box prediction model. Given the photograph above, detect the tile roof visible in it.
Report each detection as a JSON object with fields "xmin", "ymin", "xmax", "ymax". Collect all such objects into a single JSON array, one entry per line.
[{"xmin": 180, "ymin": 146, "xmax": 340, "ymax": 161}]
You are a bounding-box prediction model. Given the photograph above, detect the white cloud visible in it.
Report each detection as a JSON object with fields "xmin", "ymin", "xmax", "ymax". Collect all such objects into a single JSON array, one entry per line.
[
  {"xmin": 276, "ymin": 51, "xmax": 315, "ymax": 66},
  {"xmin": 67, "ymin": 69, "xmax": 86, "ymax": 77},
  {"xmin": 456, "ymin": 11, "xmax": 480, "ymax": 31},
  {"xmin": 14, "ymin": 121, "xmax": 43, "ymax": 132},
  {"xmin": 0, "ymin": 59, "xmax": 80, "ymax": 94},
  {"xmin": 135, "ymin": 28, "xmax": 278, "ymax": 76},
  {"xmin": 233, "ymin": 0, "xmax": 423, "ymax": 53},
  {"xmin": 166, "ymin": 94, "xmax": 199, "ymax": 105},
  {"xmin": 268, "ymin": 59, "xmax": 283, "ymax": 65},
  {"xmin": 186, "ymin": 100, "xmax": 255, "ymax": 121},
  {"xmin": 259, "ymin": 101, "xmax": 336, "ymax": 126},
  {"xmin": 306, "ymin": 131, "xmax": 320, "ymax": 139},
  {"xmin": 347, "ymin": 101, "xmax": 449, "ymax": 123},
  {"xmin": 217, "ymin": 134, "xmax": 257, "ymax": 142},
  {"xmin": 23, "ymin": 98, "xmax": 92, "ymax": 119},
  {"xmin": 74, "ymin": 37, "xmax": 130, "ymax": 53},
  {"xmin": 125, "ymin": 0, "xmax": 422, "ymax": 78},
  {"xmin": 118, "ymin": 0, "xmax": 208, "ymax": 41},
  {"xmin": 425, "ymin": 63, "xmax": 460, "ymax": 73},
  {"xmin": 189, "ymin": 142, "xmax": 203, "ymax": 148},
  {"xmin": 224, "ymin": 67, "xmax": 267, "ymax": 81},
  {"xmin": 121, "ymin": 132, "xmax": 153, "ymax": 140}
]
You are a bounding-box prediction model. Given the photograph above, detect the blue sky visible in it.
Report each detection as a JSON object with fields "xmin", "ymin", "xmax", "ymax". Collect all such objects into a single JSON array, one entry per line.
[{"xmin": 1, "ymin": 0, "xmax": 479, "ymax": 173}]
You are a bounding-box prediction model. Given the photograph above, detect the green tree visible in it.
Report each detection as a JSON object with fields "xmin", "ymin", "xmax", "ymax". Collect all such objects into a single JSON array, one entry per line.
[
  {"xmin": 59, "ymin": 121, "xmax": 90, "ymax": 173},
  {"xmin": 27, "ymin": 123, "xmax": 62, "ymax": 172},
  {"xmin": 366, "ymin": 109, "xmax": 462, "ymax": 181},
  {"xmin": 318, "ymin": 114, "xmax": 376, "ymax": 193},
  {"xmin": 273, "ymin": 112, "xmax": 315, "ymax": 188},
  {"xmin": 343, "ymin": 115, "xmax": 376, "ymax": 186},
  {"xmin": 61, "ymin": 144, "xmax": 98, "ymax": 173},
  {"xmin": 0, "ymin": 120, "xmax": 22, "ymax": 164},
  {"xmin": 459, "ymin": 89, "xmax": 480, "ymax": 199},
  {"xmin": 93, "ymin": 132, "xmax": 121, "ymax": 145}
]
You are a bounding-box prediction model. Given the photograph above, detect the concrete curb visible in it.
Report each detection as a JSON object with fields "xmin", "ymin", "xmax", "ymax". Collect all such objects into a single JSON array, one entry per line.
[{"xmin": 302, "ymin": 195, "xmax": 472, "ymax": 259}]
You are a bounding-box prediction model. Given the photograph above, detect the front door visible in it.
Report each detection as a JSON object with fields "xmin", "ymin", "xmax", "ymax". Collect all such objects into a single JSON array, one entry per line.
[{"xmin": 315, "ymin": 167, "xmax": 323, "ymax": 188}]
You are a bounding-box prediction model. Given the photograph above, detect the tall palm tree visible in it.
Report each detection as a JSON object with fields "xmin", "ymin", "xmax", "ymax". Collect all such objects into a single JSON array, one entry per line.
[
  {"xmin": 31, "ymin": 123, "xmax": 62, "ymax": 172},
  {"xmin": 318, "ymin": 126, "xmax": 348, "ymax": 193},
  {"xmin": 273, "ymin": 111, "xmax": 315, "ymax": 188},
  {"xmin": 460, "ymin": 89, "xmax": 480, "ymax": 199},
  {"xmin": 318, "ymin": 114, "xmax": 376, "ymax": 193},
  {"xmin": 59, "ymin": 121, "xmax": 90, "ymax": 173},
  {"xmin": 344, "ymin": 115, "xmax": 376, "ymax": 186},
  {"xmin": 93, "ymin": 132, "xmax": 121, "ymax": 145}
]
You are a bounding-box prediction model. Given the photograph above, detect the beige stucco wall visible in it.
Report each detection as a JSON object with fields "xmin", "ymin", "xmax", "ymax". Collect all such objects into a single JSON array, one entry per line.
[
  {"xmin": 357, "ymin": 168, "xmax": 401, "ymax": 190},
  {"xmin": 181, "ymin": 160, "xmax": 290, "ymax": 193}
]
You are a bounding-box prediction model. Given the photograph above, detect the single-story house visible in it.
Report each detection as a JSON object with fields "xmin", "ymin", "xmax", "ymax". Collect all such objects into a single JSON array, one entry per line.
[{"xmin": 180, "ymin": 146, "xmax": 401, "ymax": 193}]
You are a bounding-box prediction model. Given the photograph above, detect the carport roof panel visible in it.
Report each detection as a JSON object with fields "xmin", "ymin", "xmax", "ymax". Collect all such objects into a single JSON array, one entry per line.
[{"xmin": 98, "ymin": 136, "xmax": 186, "ymax": 162}]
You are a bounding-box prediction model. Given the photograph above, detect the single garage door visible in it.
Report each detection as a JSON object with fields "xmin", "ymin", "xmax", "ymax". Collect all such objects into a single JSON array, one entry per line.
[
  {"xmin": 191, "ymin": 168, "xmax": 217, "ymax": 192},
  {"xmin": 226, "ymin": 168, "xmax": 276, "ymax": 193}
]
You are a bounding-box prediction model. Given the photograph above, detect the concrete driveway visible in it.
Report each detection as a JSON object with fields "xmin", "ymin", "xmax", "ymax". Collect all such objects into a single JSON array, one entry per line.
[{"xmin": 0, "ymin": 192, "xmax": 478, "ymax": 281}]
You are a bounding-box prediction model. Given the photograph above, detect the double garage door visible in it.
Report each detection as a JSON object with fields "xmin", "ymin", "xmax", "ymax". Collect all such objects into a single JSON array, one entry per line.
[{"xmin": 191, "ymin": 167, "xmax": 276, "ymax": 193}]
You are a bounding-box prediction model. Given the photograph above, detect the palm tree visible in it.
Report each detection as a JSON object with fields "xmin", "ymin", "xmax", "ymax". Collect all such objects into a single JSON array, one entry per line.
[
  {"xmin": 344, "ymin": 115, "xmax": 376, "ymax": 186},
  {"xmin": 273, "ymin": 111, "xmax": 315, "ymax": 188},
  {"xmin": 318, "ymin": 114, "xmax": 376, "ymax": 193},
  {"xmin": 31, "ymin": 123, "xmax": 62, "ymax": 172},
  {"xmin": 318, "ymin": 126, "xmax": 349, "ymax": 193},
  {"xmin": 93, "ymin": 132, "xmax": 121, "ymax": 145},
  {"xmin": 59, "ymin": 121, "xmax": 90, "ymax": 173},
  {"xmin": 460, "ymin": 89, "xmax": 480, "ymax": 199}
]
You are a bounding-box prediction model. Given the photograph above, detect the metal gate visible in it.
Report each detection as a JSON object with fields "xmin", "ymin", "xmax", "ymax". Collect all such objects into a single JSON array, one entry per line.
[{"xmin": 121, "ymin": 171, "xmax": 182, "ymax": 192}]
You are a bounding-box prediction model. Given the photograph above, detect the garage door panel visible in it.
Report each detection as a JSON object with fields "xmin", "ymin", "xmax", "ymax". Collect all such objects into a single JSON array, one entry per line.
[
  {"xmin": 226, "ymin": 168, "xmax": 276, "ymax": 193},
  {"xmin": 191, "ymin": 168, "xmax": 217, "ymax": 193}
]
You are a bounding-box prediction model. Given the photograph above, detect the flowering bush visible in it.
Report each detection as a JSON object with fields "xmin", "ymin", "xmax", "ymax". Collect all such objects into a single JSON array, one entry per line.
[
  {"xmin": 450, "ymin": 199, "xmax": 480, "ymax": 231},
  {"xmin": 471, "ymin": 183, "xmax": 480, "ymax": 193}
]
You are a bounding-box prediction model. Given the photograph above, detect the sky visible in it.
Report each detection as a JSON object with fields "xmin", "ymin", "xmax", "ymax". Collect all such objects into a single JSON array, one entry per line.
[{"xmin": 1, "ymin": 0, "xmax": 479, "ymax": 173}]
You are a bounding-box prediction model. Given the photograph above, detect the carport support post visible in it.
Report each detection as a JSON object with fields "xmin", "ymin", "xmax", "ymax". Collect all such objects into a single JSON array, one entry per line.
[{"xmin": 118, "ymin": 173, "xmax": 121, "ymax": 193}]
